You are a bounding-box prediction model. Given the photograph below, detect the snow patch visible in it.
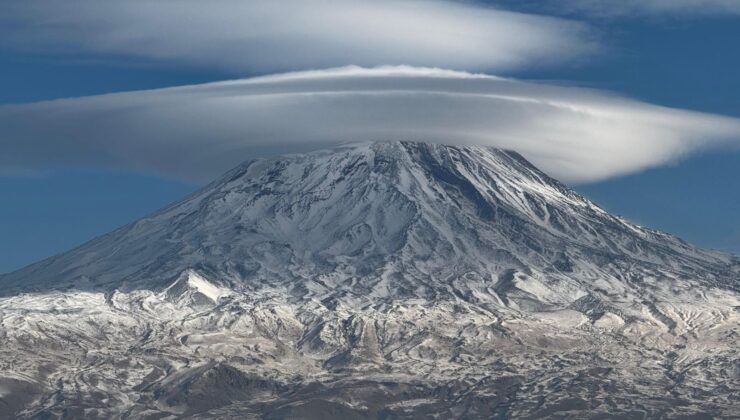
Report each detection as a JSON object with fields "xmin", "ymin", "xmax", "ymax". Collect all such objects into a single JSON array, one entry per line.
[
  {"xmin": 162, "ymin": 270, "xmax": 231, "ymax": 304},
  {"xmin": 594, "ymin": 312, "xmax": 625, "ymax": 329},
  {"xmin": 186, "ymin": 271, "xmax": 229, "ymax": 303}
]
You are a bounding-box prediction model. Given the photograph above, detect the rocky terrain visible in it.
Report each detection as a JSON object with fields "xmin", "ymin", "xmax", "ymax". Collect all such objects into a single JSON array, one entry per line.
[{"xmin": 0, "ymin": 141, "xmax": 738, "ymax": 419}]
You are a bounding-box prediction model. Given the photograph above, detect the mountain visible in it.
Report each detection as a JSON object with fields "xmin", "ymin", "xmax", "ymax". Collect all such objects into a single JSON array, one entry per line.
[{"xmin": 0, "ymin": 141, "xmax": 738, "ymax": 419}]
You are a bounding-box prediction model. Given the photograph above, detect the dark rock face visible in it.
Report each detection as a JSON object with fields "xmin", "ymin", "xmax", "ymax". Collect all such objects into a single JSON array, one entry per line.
[{"xmin": 0, "ymin": 141, "xmax": 738, "ymax": 418}]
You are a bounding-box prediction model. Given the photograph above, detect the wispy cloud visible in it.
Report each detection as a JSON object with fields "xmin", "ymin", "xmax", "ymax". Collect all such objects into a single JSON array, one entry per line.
[
  {"xmin": 559, "ymin": 0, "xmax": 740, "ymax": 17},
  {"xmin": 2, "ymin": 66, "xmax": 739, "ymax": 184},
  {"xmin": 0, "ymin": 0, "xmax": 597, "ymax": 74}
]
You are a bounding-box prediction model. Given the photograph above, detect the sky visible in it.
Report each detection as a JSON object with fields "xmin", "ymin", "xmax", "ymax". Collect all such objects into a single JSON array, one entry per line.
[{"xmin": 1, "ymin": 0, "xmax": 740, "ymax": 273}]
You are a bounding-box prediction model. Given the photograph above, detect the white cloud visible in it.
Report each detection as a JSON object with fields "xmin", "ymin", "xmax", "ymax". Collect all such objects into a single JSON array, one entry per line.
[
  {"xmin": 0, "ymin": 0, "xmax": 597, "ymax": 74},
  {"xmin": 2, "ymin": 66, "xmax": 739, "ymax": 184}
]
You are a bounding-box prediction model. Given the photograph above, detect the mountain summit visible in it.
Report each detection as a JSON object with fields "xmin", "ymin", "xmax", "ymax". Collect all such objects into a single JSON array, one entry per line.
[{"xmin": 0, "ymin": 142, "xmax": 738, "ymax": 418}]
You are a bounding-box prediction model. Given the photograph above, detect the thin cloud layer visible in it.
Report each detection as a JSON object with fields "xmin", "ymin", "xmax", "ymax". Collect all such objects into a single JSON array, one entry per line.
[
  {"xmin": 2, "ymin": 66, "xmax": 739, "ymax": 184},
  {"xmin": 561, "ymin": 0, "xmax": 740, "ymax": 16},
  {"xmin": 0, "ymin": 0, "xmax": 597, "ymax": 73}
]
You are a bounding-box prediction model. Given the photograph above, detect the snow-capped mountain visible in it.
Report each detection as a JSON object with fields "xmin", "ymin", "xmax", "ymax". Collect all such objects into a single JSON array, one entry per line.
[{"xmin": 0, "ymin": 141, "xmax": 738, "ymax": 419}]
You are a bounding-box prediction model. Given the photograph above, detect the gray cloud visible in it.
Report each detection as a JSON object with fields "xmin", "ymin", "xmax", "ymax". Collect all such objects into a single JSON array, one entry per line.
[
  {"xmin": 0, "ymin": 0, "xmax": 597, "ymax": 74},
  {"xmin": 2, "ymin": 66, "xmax": 739, "ymax": 184}
]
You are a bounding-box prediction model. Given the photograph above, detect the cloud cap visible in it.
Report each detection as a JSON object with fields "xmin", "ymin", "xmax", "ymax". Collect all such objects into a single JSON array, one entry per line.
[{"xmin": 2, "ymin": 66, "xmax": 739, "ymax": 184}]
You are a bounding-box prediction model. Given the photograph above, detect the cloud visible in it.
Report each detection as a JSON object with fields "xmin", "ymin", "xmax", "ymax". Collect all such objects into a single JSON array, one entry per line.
[
  {"xmin": 558, "ymin": 0, "xmax": 740, "ymax": 16},
  {"xmin": 1, "ymin": 66, "xmax": 739, "ymax": 184},
  {"xmin": 0, "ymin": 0, "xmax": 597, "ymax": 74}
]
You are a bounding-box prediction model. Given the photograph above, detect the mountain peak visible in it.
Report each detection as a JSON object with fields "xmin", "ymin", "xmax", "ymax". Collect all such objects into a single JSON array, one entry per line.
[
  {"xmin": 1, "ymin": 141, "xmax": 738, "ymax": 418},
  {"xmin": 2, "ymin": 140, "xmax": 733, "ymax": 301}
]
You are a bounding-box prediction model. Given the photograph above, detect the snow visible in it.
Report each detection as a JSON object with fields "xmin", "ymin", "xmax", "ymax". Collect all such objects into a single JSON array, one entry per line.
[
  {"xmin": 0, "ymin": 141, "xmax": 737, "ymax": 418},
  {"xmin": 185, "ymin": 271, "xmax": 229, "ymax": 303},
  {"xmin": 593, "ymin": 312, "xmax": 626, "ymax": 329}
]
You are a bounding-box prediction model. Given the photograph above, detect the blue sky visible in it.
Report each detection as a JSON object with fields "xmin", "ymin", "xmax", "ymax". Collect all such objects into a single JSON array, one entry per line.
[{"xmin": 1, "ymin": 0, "xmax": 740, "ymax": 273}]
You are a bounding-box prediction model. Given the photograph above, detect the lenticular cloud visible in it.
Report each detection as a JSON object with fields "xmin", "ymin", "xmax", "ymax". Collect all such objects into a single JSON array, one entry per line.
[
  {"xmin": 0, "ymin": 0, "xmax": 595, "ymax": 73},
  {"xmin": 1, "ymin": 66, "xmax": 739, "ymax": 184}
]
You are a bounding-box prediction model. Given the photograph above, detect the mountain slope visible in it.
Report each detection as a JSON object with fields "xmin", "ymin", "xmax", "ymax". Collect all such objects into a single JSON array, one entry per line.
[
  {"xmin": 0, "ymin": 141, "xmax": 738, "ymax": 419},
  {"xmin": 3, "ymin": 141, "xmax": 736, "ymax": 297}
]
